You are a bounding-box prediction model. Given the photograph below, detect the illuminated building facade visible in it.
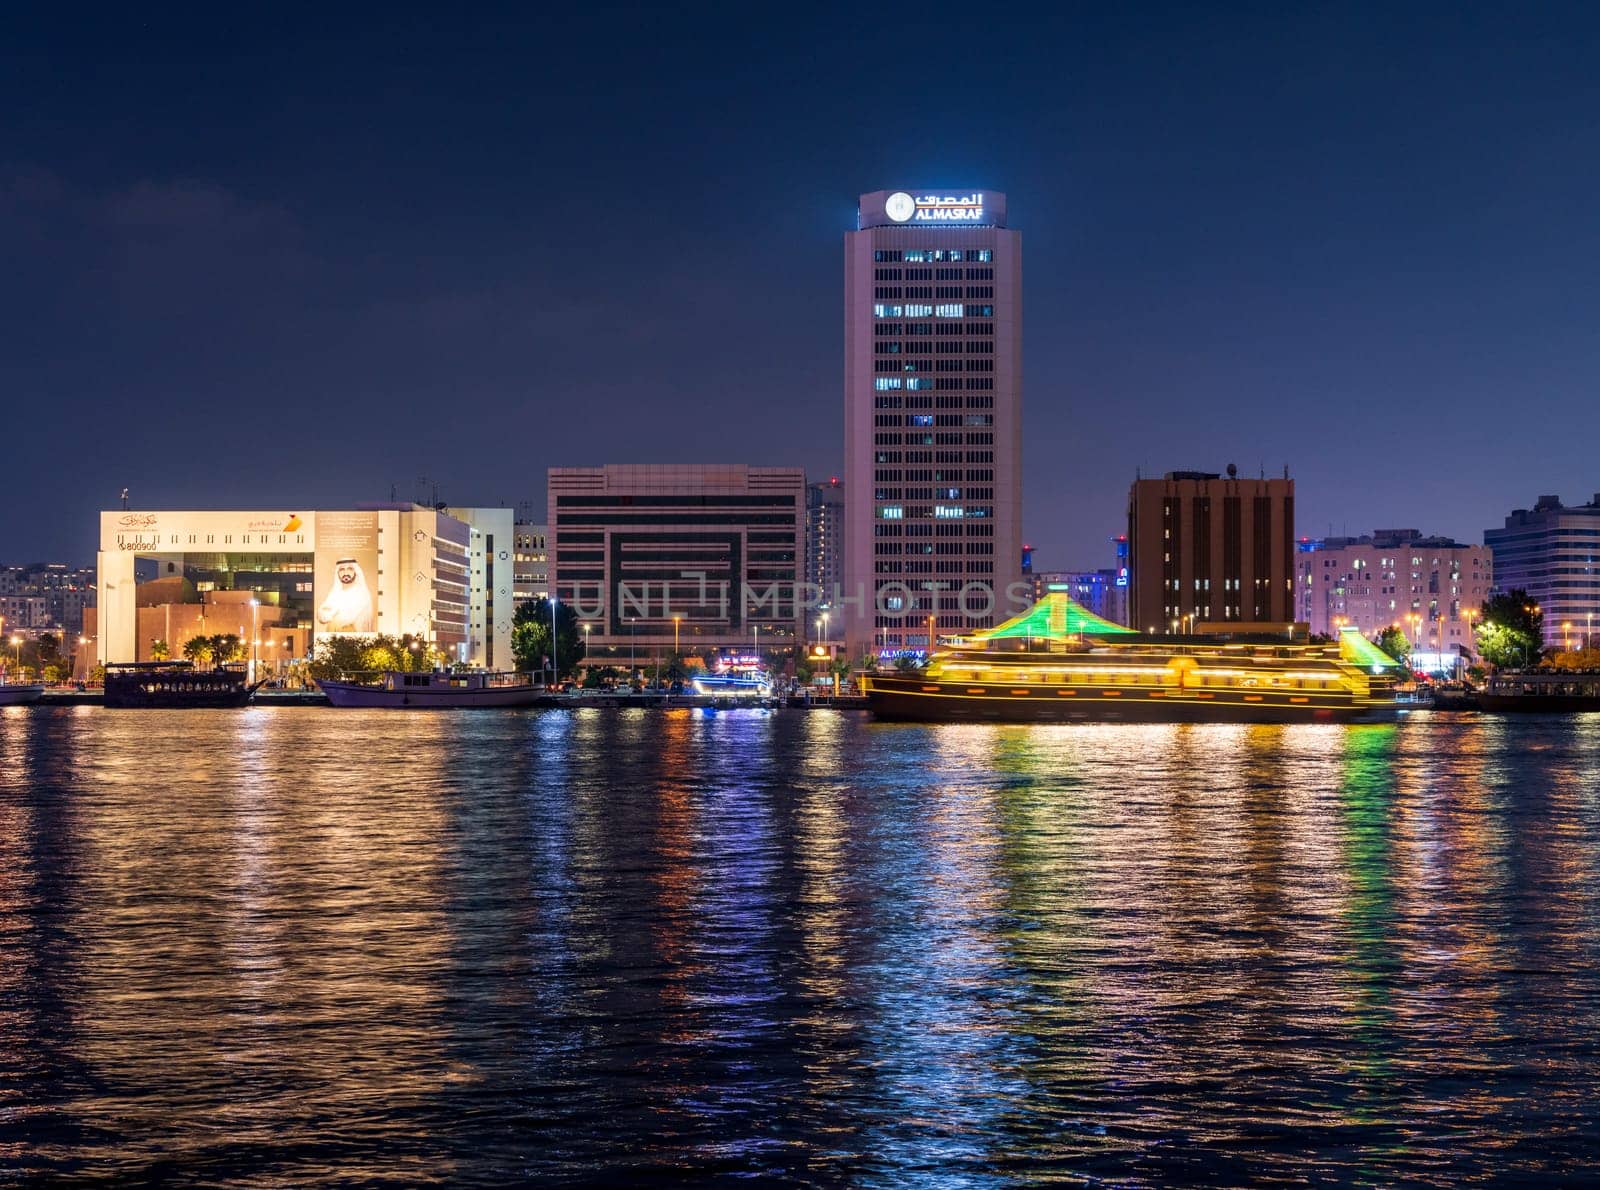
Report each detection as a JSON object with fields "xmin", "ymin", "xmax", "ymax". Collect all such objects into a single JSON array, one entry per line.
[
  {"xmin": 0, "ymin": 564, "xmax": 96, "ymax": 634},
  {"xmin": 1486, "ymin": 493, "xmax": 1600, "ymax": 648},
  {"xmin": 512, "ymin": 520, "xmax": 549, "ymax": 607},
  {"xmin": 806, "ymin": 478, "xmax": 844, "ymax": 633},
  {"xmin": 548, "ymin": 465, "xmax": 804, "ymax": 655},
  {"xmin": 843, "ymin": 188, "xmax": 1022, "ymax": 653},
  {"xmin": 1128, "ymin": 469, "xmax": 1295, "ymax": 633},
  {"xmin": 95, "ymin": 504, "xmax": 508, "ymax": 668},
  {"xmin": 445, "ymin": 506, "xmax": 516, "ymax": 671},
  {"xmin": 1297, "ymin": 530, "xmax": 1492, "ymax": 664}
]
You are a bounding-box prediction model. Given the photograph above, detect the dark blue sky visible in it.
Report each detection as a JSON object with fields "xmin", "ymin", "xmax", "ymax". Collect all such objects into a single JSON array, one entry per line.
[{"xmin": 4, "ymin": 3, "xmax": 1598, "ymax": 566}]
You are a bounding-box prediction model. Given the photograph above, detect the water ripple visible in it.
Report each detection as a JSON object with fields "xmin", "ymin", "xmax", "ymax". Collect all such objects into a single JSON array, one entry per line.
[{"xmin": 2, "ymin": 707, "xmax": 1599, "ymax": 1182}]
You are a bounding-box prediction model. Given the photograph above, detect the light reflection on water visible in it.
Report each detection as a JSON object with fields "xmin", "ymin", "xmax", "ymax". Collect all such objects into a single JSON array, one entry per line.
[{"xmin": 2, "ymin": 706, "xmax": 1600, "ymax": 1182}]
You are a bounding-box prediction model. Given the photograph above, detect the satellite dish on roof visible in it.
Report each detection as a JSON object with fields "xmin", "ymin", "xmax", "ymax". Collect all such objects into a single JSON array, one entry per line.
[{"xmin": 1226, "ymin": 463, "xmax": 1237, "ymax": 479}]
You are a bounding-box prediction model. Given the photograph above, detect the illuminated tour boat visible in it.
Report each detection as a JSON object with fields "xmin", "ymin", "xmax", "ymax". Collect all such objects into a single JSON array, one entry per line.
[{"xmin": 862, "ymin": 588, "xmax": 1405, "ymax": 724}]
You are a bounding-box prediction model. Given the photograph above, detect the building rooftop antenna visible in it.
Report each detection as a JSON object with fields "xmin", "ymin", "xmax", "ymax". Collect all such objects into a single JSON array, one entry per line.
[{"xmin": 119, "ymin": 487, "xmax": 130, "ymax": 511}]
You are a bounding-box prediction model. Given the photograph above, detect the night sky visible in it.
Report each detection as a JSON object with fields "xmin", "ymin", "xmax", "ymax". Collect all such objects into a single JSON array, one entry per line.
[{"xmin": 4, "ymin": 4, "xmax": 1598, "ymax": 567}]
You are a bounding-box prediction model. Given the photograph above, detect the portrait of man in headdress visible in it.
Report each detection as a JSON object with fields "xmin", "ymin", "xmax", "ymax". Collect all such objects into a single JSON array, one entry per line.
[{"xmin": 317, "ymin": 557, "xmax": 376, "ymax": 632}]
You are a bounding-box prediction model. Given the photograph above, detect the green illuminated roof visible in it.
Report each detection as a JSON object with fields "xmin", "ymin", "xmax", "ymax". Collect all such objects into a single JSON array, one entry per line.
[
  {"xmin": 973, "ymin": 589, "xmax": 1137, "ymax": 641},
  {"xmin": 1339, "ymin": 626, "xmax": 1405, "ymax": 670}
]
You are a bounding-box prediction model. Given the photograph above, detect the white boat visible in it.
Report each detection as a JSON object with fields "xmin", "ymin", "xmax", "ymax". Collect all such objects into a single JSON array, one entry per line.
[
  {"xmin": 317, "ymin": 670, "xmax": 554, "ymax": 708},
  {"xmin": 0, "ymin": 680, "xmax": 44, "ymax": 706}
]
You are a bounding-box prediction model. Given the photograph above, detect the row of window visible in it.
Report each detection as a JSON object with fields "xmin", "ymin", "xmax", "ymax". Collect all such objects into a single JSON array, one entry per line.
[
  {"xmin": 873, "ymin": 268, "xmax": 996, "ymax": 281},
  {"xmin": 872, "ymin": 377, "xmax": 993, "ymax": 389},
  {"xmin": 875, "ymin": 561, "xmax": 997, "ymax": 575},
  {"xmin": 871, "ymin": 413, "xmax": 996, "ymax": 427},
  {"xmin": 872, "ymin": 394, "xmax": 995, "ymax": 410},
  {"xmin": 874, "ymin": 303, "xmax": 995, "ymax": 318},
  {"xmin": 873, "ymin": 341, "xmax": 994, "ymax": 355},
  {"xmin": 873, "ymin": 249, "xmax": 994, "ymax": 263},
  {"xmin": 873, "ymin": 487, "xmax": 995, "ymax": 501},
  {"xmin": 874, "ymin": 286, "xmax": 995, "ymax": 300},
  {"xmin": 874, "ymin": 473, "xmax": 994, "ymax": 495},
  {"xmin": 877, "ymin": 505, "xmax": 996, "ymax": 520},
  {"xmin": 875, "ymin": 451, "xmax": 994, "ymax": 470},
  {"xmin": 875, "ymin": 268, "xmax": 977, "ymax": 281},
  {"xmin": 874, "ymin": 521, "xmax": 996, "ymax": 537},
  {"xmin": 874, "ymin": 542, "xmax": 998, "ymax": 555},
  {"xmin": 874, "ymin": 321, "xmax": 996, "ymax": 335},
  {"xmin": 874, "ymin": 431, "xmax": 996, "ymax": 445}
]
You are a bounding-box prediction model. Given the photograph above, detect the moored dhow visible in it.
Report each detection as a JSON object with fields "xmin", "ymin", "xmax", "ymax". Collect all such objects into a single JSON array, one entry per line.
[
  {"xmin": 862, "ymin": 590, "xmax": 1405, "ymax": 724},
  {"xmin": 103, "ymin": 661, "xmax": 262, "ymax": 708}
]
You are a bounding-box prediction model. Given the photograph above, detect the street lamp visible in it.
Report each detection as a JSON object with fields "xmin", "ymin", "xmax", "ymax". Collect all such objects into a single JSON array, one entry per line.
[
  {"xmin": 549, "ymin": 596, "xmax": 559, "ymax": 686},
  {"xmin": 673, "ymin": 614, "xmax": 681, "ymax": 654},
  {"xmin": 1565, "ymin": 622, "xmax": 1573, "ymax": 651},
  {"xmin": 9, "ymin": 635, "xmax": 20, "ymax": 669},
  {"xmin": 249, "ymin": 599, "xmax": 259, "ymax": 682}
]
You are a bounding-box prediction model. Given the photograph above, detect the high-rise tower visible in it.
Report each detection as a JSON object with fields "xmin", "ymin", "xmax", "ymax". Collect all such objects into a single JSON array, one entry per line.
[{"xmin": 842, "ymin": 189, "xmax": 1022, "ymax": 654}]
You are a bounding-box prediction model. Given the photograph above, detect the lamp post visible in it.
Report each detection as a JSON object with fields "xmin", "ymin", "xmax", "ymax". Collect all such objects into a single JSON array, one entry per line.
[
  {"xmin": 673, "ymin": 614, "xmax": 681, "ymax": 655},
  {"xmin": 249, "ymin": 599, "xmax": 259, "ymax": 683},
  {"xmin": 629, "ymin": 617, "xmax": 636, "ymax": 679},
  {"xmin": 582, "ymin": 622, "xmax": 592, "ymax": 667},
  {"xmin": 549, "ymin": 596, "xmax": 559, "ymax": 686},
  {"xmin": 10, "ymin": 635, "xmax": 20, "ymax": 670},
  {"xmin": 1565, "ymin": 622, "xmax": 1573, "ymax": 652}
]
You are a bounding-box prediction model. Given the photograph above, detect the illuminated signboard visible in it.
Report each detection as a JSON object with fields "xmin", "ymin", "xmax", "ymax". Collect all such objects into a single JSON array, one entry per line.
[{"xmin": 885, "ymin": 191, "xmax": 986, "ymax": 224}]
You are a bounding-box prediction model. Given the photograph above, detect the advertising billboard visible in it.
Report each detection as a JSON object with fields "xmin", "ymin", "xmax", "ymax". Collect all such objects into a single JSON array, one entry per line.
[{"xmin": 313, "ymin": 511, "xmax": 380, "ymax": 637}]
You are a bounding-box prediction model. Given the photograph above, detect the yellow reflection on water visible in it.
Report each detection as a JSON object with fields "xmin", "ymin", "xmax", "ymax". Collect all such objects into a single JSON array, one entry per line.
[{"xmin": 49, "ymin": 709, "xmax": 460, "ymax": 1180}]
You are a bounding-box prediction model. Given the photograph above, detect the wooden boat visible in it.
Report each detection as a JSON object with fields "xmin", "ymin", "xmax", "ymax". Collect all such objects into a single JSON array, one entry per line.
[
  {"xmin": 103, "ymin": 661, "xmax": 262, "ymax": 708},
  {"xmin": 317, "ymin": 670, "xmax": 555, "ymax": 708},
  {"xmin": 862, "ymin": 590, "xmax": 1405, "ymax": 725}
]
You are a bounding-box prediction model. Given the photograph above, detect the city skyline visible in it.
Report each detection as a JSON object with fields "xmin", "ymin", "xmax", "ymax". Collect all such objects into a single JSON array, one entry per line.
[{"xmin": 5, "ymin": 5, "xmax": 1600, "ymax": 566}]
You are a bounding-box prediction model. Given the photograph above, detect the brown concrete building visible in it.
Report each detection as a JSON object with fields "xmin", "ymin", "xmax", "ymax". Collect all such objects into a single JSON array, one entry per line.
[
  {"xmin": 548, "ymin": 464, "xmax": 805, "ymax": 657},
  {"xmin": 1128, "ymin": 468, "xmax": 1295, "ymax": 633}
]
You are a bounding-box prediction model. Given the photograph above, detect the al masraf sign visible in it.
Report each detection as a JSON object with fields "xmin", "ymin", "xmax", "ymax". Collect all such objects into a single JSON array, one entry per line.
[{"xmin": 884, "ymin": 191, "xmax": 986, "ymax": 223}]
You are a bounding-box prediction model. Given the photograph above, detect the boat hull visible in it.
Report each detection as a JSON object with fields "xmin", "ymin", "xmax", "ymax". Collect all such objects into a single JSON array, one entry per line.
[
  {"xmin": 1475, "ymin": 694, "xmax": 1600, "ymax": 713},
  {"xmin": 0, "ymin": 685, "xmax": 44, "ymax": 706},
  {"xmin": 864, "ymin": 675, "xmax": 1398, "ymax": 725},
  {"xmin": 317, "ymin": 680, "xmax": 554, "ymax": 708},
  {"xmin": 103, "ymin": 687, "xmax": 259, "ymax": 708}
]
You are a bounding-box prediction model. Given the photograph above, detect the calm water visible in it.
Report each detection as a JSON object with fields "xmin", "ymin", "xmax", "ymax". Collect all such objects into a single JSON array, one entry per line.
[{"xmin": 2, "ymin": 706, "xmax": 1599, "ymax": 1184}]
